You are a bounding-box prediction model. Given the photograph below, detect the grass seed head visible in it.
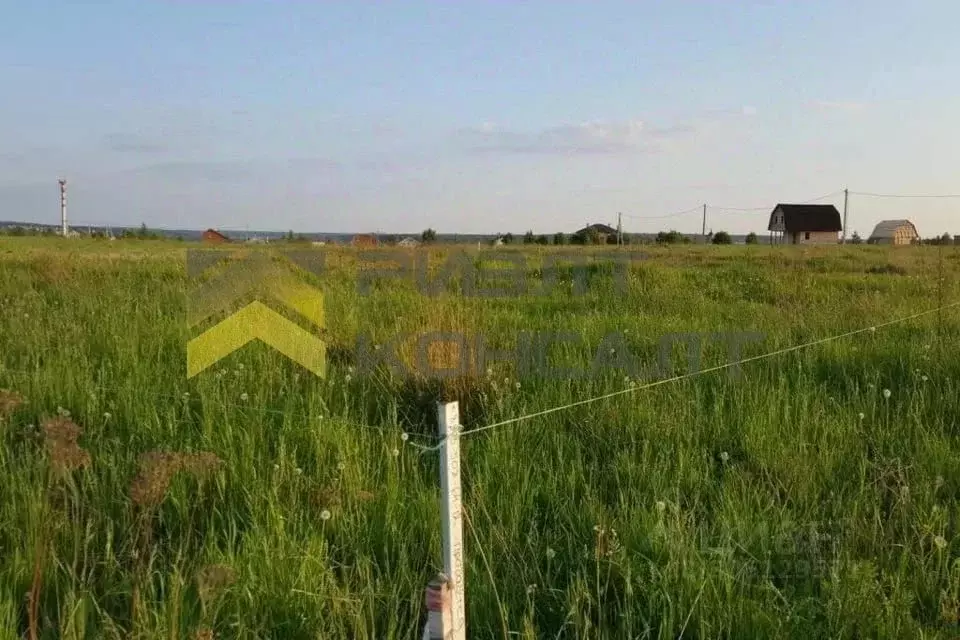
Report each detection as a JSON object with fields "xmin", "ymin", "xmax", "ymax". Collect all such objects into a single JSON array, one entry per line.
[{"xmin": 0, "ymin": 390, "xmax": 26, "ymax": 418}]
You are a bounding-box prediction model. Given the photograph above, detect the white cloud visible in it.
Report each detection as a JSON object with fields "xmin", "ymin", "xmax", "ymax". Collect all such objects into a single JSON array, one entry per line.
[
  {"xmin": 459, "ymin": 119, "xmax": 648, "ymax": 154},
  {"xmin": 811, "ymin": 100, "xmax": 867, "ymax": 112}
]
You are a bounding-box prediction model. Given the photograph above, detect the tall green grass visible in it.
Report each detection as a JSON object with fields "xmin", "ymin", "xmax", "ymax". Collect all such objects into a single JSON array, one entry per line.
[{"xmin": 1, "ymin": 238, "xmax": 959, "ymax": 638}]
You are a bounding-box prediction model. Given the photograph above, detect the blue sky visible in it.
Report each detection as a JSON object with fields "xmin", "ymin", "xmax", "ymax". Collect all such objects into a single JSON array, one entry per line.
[{"xmin": 1, "ymin": 1, "xmax": 958, "ymax": 236}]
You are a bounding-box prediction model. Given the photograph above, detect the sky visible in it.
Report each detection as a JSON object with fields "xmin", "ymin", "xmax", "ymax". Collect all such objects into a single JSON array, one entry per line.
[{"xmin": 1, "ymin": 1, "xmax": 959, "ymax": 236}]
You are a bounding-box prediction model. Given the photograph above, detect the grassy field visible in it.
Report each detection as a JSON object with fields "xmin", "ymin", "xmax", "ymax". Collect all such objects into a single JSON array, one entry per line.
[{"xmin": 1, "ymin": 237, "xmax": 960, "ymax": 639}]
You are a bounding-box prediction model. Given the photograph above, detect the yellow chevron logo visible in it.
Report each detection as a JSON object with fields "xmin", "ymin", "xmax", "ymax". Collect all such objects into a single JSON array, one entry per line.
[{"xmin": 186, "ymin": 251, "xmax": 326, "ymax": 379}]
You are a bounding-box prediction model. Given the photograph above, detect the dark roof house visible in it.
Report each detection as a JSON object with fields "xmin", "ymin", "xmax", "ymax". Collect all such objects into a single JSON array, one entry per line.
[
  {"xmin": 767, "ymin": 204, "xmax": 842, "ymax": 245},
  {"xmin": 573, "ymin": 223, "xmax": 618, "ymax": 244}
]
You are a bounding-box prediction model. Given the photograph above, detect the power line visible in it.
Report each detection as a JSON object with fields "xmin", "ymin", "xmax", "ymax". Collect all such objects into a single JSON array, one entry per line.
[
  {"xmin": 711, "ymin": 190, "xmax": 844, "ymax": 212},
  {"xmin": 849, "ymin": 191, "xmax": 960, "ymax": 199},
  {"xmin": 620, "ymin": 206, "xmax": 702, "ymax": 220}
]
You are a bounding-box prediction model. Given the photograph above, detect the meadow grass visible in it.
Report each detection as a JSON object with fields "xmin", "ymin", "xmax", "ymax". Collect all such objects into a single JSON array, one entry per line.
[{"xmin": 1, "ymin": 237, "xmax": 959, "ymax": 638}]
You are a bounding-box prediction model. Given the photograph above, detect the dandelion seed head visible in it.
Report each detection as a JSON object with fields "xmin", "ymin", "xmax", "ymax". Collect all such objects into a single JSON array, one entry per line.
[
  {"xmin": 320, "ymin": 509, "xmax": 331, "ymax": 521},
  {"xmin": 883, "ymin": 388, "xmax": 892, "ymax": 399},
  {"xmin": 656, "ymin": 500, "xmax": 667, "ymax": 513},
  {"xmin": 720, "ymin": 451, "xmax": 730, "ymax": 463},
  {"xmin": 295, "ymin": 467, "xmax": 303, "ymax": 475},
  {"xmin": 922, "ymin": 375, "xmax": 929, "ymax": 382},
  {"xmin": 858, "ymin": 412, "xmax": 865, "ymax": 420},
  {"xmin": 545, "ymin": 547, "xmax": 556, "ymax": 560},
  {"xmin": 391, "ymin": 448, "xmax": 400, "ymax": 458},
  {"xmin": 103, "ymin": 412, "xmax": 112, "ymax": 420},
  {"xmin": 514, "ymin": 381, "xmax": 521, "ymax": 390},
  {"xmin": 400, "ymin": 432, "xmax": 409, "ymax": 442},
  {"xmin": 240, "ymin": 392, "xmax": 249, "ymax": 401},
  {"xmin": 935, "ymin": 535, "xmax": 948, "ymax": 550},
  {"xmin": 344, "ymin": 374, "xmax": 352, "ymax": 383}
]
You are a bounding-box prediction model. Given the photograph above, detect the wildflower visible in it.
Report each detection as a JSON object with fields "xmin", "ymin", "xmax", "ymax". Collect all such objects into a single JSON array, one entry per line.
[
  {"xmin": 526, "ymin": 584, "xmax": 537, "ymax": 595},
  {"xmin": 514, "ymin": 381, "xmax": 521, "ymax": 390},
  {"xmin": 237, "ymin": 363, "xmax": 244, "ymax": 371},
  {"xmin": 400, "ymin": 432, "xmax": 410, "ymax": 442},
  {"xmin": 503, "ymin": 377, "xmax": 510, "ymax": 386},
  {"xmin": 720, "ymin": 451, "xmax": 730, "ymax": 463},
  {"xmin": 293, "ymin": 373, "xmax": 300, "ymax": 382},
  {"xmin": 485, "ymin": 368, "xmax": 493, "ymax": 377},
  {"xmin": 344, "ymin": 374, "xmax": 352, "ymax": 383},
  {"xmin": 347, "ymin": 366, "xmax": 354, "ymax": 374},
  {"xmin": 935, "ymin": 535, "xmax": 948, "ymax": 550},
  {"xmin": 858, "ymin": 412, "xmax": 865, "ymax": 420},
  {"xmin": 656, "ymin": 500, "xmax": 667, "ymax": 514},
  {"xmin": 337, "ymin": 461, "xmax": 346, "ymax": 472},
  {"xmin": 391, "ymin": 448, "xmax": 400, "ymax": 457},
  {"xmin": 869, "ymin": 327, "xmax": 876, "ymax": 333},
  {"xmin": 273, "ymin": 464, "xmax": 280, "ymax": 471},
  {"xmin": 936, "ymin": 475, "xmax": 945, "ymax": 490},
  {"xmin": 56, "ymin": 406, "xmax": 71, "ymax": 418},
  {"xmin": 295, "ymin": 467, "xmax": 303, "ymax": 475},
  {"xmin": 922, "ymin": 375, "xmax": 929, "ymax": 382},
  {"xmin": 234, "ymin": 370, "xmax": 241, "ymax": 377},
  {"xmin": 320, "ymin": 509, "xmax": 332, "ymax": 521},
  {"xmin": 182, "ymin": 392, "xmax": 190, "ymax": 400},
  {"xmin": 545, "ymin": 547, "xmax": 556, "ymax": 560},
  {"xmin": 883, "ymin": 389, "xmax": 892, "ymax": 399},
  {"xmin": 103, "ymin": 412, "xmax": 112, "ymax": 420},
  {"xmin": 240, "ymin": 393, "xmax": 249, "ymax": 401}
]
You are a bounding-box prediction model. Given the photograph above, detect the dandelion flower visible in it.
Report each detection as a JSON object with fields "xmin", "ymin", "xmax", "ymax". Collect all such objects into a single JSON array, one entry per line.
[
  {"xmin": 240, "ymin": 392, "xmax": 249, "ymax": 401},
  {"xmin": 400, "ymin": 432, "xmax": 410, "ymax": 442},
  {"xmin": 720, "ymin": 451, "xmax": 730, "ymax": 463},
  {"xmin": 883, "ymin": 389, "xmax": 892, "ymax": 399},
  {"xmin": 935, "ymin": 535, "xmax": 948, "ymax": 550},
  {"xmin": 320, "ymin": 509, "xmax": 331, "ymax": 521}
]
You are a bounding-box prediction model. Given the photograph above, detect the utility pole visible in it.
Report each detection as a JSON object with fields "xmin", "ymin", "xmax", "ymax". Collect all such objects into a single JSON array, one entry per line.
[
  {"xmin": 617, "ymin": 212, "xmax": 622, "ymax": 247},
  {"xmin": 58, "ymin": 179, "xmax": 68, "ymax": 237},
  {"xmin": 841, "ymin": 188, "xmax": 849, "ymax": 244},
  {"xmin": 702, "ymin": 204, "xmax": 707, "ymax": 242}
]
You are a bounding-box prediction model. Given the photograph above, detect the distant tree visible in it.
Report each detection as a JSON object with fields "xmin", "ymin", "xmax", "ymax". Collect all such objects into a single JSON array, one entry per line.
[
  {"xmin": 745, "ymin": 232, "xmax": 758, "ymax": 245},
  {"xmin": 523, "ymin": 230, "xmax": 535, "ymax": 244},
  {"xmin": 137, "ymin": 223, "xmax": 150, "ymax": 239},
  {"xmin": 535, "ymin": 234, "xmax": 549, "ymax": 245},
  {"xmin": 942, "ymin": 232, "xmax": 952, "ymax": 245},
  {"xmin": 850, "ymin": 231, "xmax": 863, "ymax": 245},
  {"xmin": 570, "ymin": 231, "xmax": 587, "ymax": 245},
  {"xmin": 712, "ymin": 231, "xmax": 732, "ymax": 245},
  {"xmin": 8, "ymin": 226, "xmax": 25, "ymax": 237},
  {"xmin": 384, "ymin": 234, "xmax": 398, "ymax": 245},
  {"xmin": 286, "ymin": 230, "xmax": 295, "ymax": 242},
  {"xmin": 502, "ymin": 232, "xmax": 514, "ymax": 244},
  {"xmin": 954, "ymin": 234, "xmax": 960, "ymax": 246},
  {"xmin": 553, "ymin": 232, "xmax": 566, "ymax": 246},
  {"xmin": 421, "ymin": 228, "xmax": 437, "ymax": 243},
  {"xmin": 656, "ymin": 230, "xmax": 686, "ymax": 245}
]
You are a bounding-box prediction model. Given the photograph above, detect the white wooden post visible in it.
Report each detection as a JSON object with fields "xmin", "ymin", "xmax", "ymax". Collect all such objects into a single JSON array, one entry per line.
[{"xmin": 433, "ymin": 401, "xmax": 465, "ymax": 640}]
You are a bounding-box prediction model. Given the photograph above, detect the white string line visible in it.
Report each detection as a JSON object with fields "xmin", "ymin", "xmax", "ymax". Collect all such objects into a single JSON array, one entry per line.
[{"xmin": 424, "ymin": 300, "xmax": 958, "ymax": 444}]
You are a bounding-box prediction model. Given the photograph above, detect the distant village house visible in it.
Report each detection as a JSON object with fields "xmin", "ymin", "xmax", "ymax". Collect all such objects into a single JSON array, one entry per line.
[
  {"xmin": 574, "ymin": 223, "xmax": 618, "ymax": 244},
  {"xmin": 767, "ymin": 204, "xmax": 842, "ymax": 245},
  {"xmin": 868, "ymin": 220, "xmax": 919, "ymax": 245},
  {"xmin": 202, "ymin": 229, "xmax": 231, "ymax": 244},
  {"xmin": 352, "ymin": 233, "xmax": 378, "ymax": 248}
]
